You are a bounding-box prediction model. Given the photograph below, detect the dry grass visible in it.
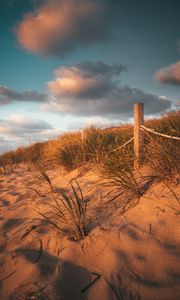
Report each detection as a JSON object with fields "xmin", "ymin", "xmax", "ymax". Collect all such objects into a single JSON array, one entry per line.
[
  {"xmin": 0, "ymin": 111, "xmax": 179, "ymax": 186},
  {"xmin": 83, "ymin": 125, "xmax": 133, "ymax": 165},
  {"xmin": 0, "ymin": 141, "xmax": 46, "ymax": 173},
  {"xmin": 145, "ymin": 110, "xmax": 180, "ymax": 135},
  {"xmin": 33, "ymin": 164, "xmax": 87, "ymax": 240},
  {"xmin": 101, "ymin": 144, "xmax": 157, "ymax": 202},
  {"xmin": 41, "ymin": 125, "xmax": 133, "ymax": 171},
  {"xmin": 144, "ymin": 136, "xmax": 180, "ymax": 183},
  {"xmin": 143, "ymin": 111, "xmax": 180, "ymax": 183},
  {"xmin": 42, "ymin": 132, "xmax": 83, "ymax": 170}
]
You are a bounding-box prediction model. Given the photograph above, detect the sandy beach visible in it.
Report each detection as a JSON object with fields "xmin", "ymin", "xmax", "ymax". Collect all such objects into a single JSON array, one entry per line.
[{"xmin": 0, "ymin": 164, "xmax": 179, "ymax": 300}]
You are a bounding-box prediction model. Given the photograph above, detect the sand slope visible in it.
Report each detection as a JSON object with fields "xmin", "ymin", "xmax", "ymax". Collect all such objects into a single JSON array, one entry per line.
[{"xmin": 0, "ymin": 165, "xmax": 180, "ymax": 300}]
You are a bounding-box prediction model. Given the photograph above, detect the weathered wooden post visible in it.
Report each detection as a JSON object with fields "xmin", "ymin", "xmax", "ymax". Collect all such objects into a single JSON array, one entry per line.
[
  {"xmin": 81, "ymin": 130, "xmax": 84, "ymax": 142},
  {"xmin": 81, "ymin": 129, "xmax": 87, "ymax": 142},
  {"xmin": 134, "ymin": 103, "xmax": 144, "ymax": 170}
]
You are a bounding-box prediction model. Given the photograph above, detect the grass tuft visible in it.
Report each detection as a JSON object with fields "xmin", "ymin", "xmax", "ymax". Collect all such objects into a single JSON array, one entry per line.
[{"xmin": 34, "ymin": 164, "xmax": 87, "ymax": 240}]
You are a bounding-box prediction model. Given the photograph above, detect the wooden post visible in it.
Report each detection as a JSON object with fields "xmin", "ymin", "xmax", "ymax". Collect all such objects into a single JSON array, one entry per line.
[
  {"xmin": 81, "ymin": 129, "xmax": 87, "ymax": 142},
  {"xmin": 81, "ymin": 130, "xmax": 84, "ymax": 142},
  {"xmin": 134, "ymin": 103, "xmax": 144, "ymax": 170}
]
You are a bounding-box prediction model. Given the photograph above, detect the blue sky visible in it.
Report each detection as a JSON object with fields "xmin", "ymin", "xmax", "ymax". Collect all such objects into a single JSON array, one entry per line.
[{"xmin": 0, "ymin": 0, "xmax": 179, "ymax": 153}]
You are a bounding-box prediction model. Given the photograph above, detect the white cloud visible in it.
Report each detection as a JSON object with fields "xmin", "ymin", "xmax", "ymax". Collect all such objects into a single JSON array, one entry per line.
[
  {"xmin": 0, "ymin": 137, "xmax": 18, "ymax": 154},
  {"xmin": 84, "ymin": 116, "xmax": 112, "ymax": 127},
  {"xmin": 0, "ymin": 114, "xmax": 61, "ymax": 153},
  {"xmin": 0, "ymin": 114, "xmax": 53, "ymax": 135}
]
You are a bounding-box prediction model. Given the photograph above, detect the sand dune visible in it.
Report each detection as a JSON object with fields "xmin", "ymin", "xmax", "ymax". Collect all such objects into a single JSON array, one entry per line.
[{"xmin": 0, "ymin": 165, "xmax": 179, "ymax": 300}]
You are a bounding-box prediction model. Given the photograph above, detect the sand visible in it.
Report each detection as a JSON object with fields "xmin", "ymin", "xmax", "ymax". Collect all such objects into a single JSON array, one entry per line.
[{"xmin": 0, "ymin": 164, "xmax": 179, "ymax": 300}]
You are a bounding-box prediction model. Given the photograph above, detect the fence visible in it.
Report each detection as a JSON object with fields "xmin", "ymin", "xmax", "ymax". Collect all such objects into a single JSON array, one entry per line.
[
  {"xmin": 133, "ymin": 103, "xmax": 180, "ymax": 169},
  {"xmin": 81, "ymin": 103, "xmax": 180, "ymax": 170}
]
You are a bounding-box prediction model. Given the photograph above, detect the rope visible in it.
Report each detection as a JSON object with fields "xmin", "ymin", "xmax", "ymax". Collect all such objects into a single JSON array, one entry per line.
[
  {"xmin": 140, "ymin": 125, "xmax": 180, "ymax": 141},
  {"xmin": 111, "ymin": 137, "xmax": 134, "ymax": 152}
]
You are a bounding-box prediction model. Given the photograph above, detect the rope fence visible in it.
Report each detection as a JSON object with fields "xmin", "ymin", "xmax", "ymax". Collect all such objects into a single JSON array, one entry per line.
[
  {"xmin": 140, "ymin": 125, "xmax": 180, "ymax": 141},
  {"xmin": 81, "ymin": 103, "xmax": 179, "ymax": 169},
  {"xmin": 111, "ymin": 136, "xmax": 134, "ymax": 152},
  {"xmin": 110, "ymin": 123, "xmax": 180, "ymax": 155},
  {"xmin": 110, "ymin": 121, "xmax": 180, "ymax": 155}
]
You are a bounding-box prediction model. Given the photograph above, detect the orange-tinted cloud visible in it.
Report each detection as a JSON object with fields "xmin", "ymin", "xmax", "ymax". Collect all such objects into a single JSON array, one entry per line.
[
  {"xmin": 16, "ymin": 0, "xmax": 110, "ymax": 56},
  {"xmin": 47, "ymin": 61, "xmax": 125, "ymax": 98},
  {"xmin": 48, "ymin": 69, "xmax": 103, "ymax": 98},
  {"xmin": 155, "ymin": 61, "xmax": 180, "ymax": 85},
  {"xmin": 44, "ymin": 61, "xmax": 172, "ymax": 116}
]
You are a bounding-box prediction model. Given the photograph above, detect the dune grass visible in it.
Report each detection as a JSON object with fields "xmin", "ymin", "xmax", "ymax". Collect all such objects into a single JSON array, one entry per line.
[
  {"xmin": 39, "ymin": 125, "xmax": 133, "ymax": 171},
  {"xmin": 33, "ymin": 164, "xmax": 87, "ymax": 240},
  {"xmin": 142, "ymin": 111, "xmax": 180, "ymax": 183},
  {"xmin": 145, "ymin": 110, "xmax": 180, "ymax": 135},
  {"xmin": 144, "ymin": 135, "xmax": 180, "ymax": 183},
  {"xmin": 0, "ymin": 141, "xmax": 46, "ymax": 174},
  {"xmin": 0, "ymin": 111, "xmax": 179, "ymax": 185}
]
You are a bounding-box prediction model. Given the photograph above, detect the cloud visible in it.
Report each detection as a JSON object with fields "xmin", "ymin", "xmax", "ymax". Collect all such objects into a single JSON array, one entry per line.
[
  {"xmin": 48, "ymin": 61, "xmax": 127, "ymax": 99},
  {"xmin": 155, "ymin": 61, "xmax": 180, "ymax": 85},
  {"xmin": 0, "ymin": 85, "xmax": 48, "ymax": 105},
  {"xmin": 44, "ymin": 61, "xmax": 172, "ymax": 117},
  {"xmin": 84, "ymin": 115, "xmax": 113, "ymax": 127},
  {"xmin": 16, "ymin": 0, "xmax": 111, "ymax": 56},
  {"xmin": 0, "ymin": 114, "xmax": 63, "ymax": 152},
  {"xmin": 0, "ymin": 137, "xmax": 18, "ymax": 154},
  {"xmin": 0, "ymin": 114, "xmax": 53, "ymax": 135},
  {"xmin": 0, "ymin": 114, "xmax": 63, "ymax": 153},
  {"xmin": 67, "ymin": 115, "xmax": 117, "ymax": 131}
]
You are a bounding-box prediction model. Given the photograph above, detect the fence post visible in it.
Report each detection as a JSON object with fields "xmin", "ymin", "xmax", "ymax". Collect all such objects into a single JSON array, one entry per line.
[
  {"xmin": 81, "ymin": 129, "xmax": 87, "ymax": 142},
  {"xmin": 81, "ymin": 130, "xmax": 84, "ymax": 142},
  {"xmin": 134, "ymin": 103, "xmax": 144, "ymax": 170}
]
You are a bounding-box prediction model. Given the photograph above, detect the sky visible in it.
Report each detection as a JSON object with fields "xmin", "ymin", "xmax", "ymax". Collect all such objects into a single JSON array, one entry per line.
[{"xmin": 0, "ymin": 0, "xmax": 180, "ymax": 153}]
